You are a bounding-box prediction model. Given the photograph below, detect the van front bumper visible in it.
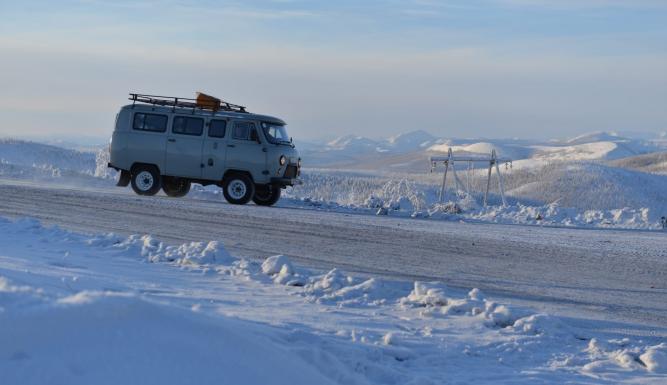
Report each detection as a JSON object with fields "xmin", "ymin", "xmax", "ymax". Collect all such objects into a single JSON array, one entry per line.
[{"xmin": 271, "ymin": 177, "xmax": 303, "ymax": 187}]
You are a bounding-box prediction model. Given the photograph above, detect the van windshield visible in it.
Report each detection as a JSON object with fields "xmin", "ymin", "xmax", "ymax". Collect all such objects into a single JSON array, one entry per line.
[{"xmin": 261, "ymin": 122, "xmax": 290, "ymax": 145}]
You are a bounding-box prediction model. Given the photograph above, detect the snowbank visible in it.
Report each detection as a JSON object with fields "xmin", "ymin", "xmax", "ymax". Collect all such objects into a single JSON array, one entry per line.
[
  {"xmin": 1, "ymin": 216, "xmax": 665, "ymax": 384},
  {"xmin": 1, "ymin": 284, "xmax": 336, "ymax": 385}
]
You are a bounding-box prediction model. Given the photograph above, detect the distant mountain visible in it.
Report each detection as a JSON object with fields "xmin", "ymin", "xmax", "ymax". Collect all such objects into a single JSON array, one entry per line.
[
  {"xmin": 564, "ymin": 131, "xmax": 624, "ymax": 145},
  {"xmin": 326, "ymin": 135, "xmax": 383, "ymax": 152},
  {"xmin": 299, "ymin": 130, "xmax": 666, "ymax": 171},
  {"xmin": 386, "ymin": 130, "xmax": 438, "ymax": 151},
  {"xmin": 428, "ymin": 141, "xmax": 532, "ymax": 160},
  {"xmin": 323, "ymin": 130, "xmax": 439, "ymax": 153}
]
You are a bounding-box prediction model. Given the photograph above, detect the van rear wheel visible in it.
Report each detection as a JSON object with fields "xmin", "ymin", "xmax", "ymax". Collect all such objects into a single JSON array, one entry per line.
[
  {"xmin": 162, "ymin": 177, "xmax": 191, "ymax": 198},
  {"xmin": 222, "ymin": 174, "xmax": 255, "ymax": 205},
  {"xmin": 130, "ymin": 165, "xmax": 161, "ymax": 196},
  {"xmin": 252, "ymin": 184, "xmax": 281, "ymax": 206}
]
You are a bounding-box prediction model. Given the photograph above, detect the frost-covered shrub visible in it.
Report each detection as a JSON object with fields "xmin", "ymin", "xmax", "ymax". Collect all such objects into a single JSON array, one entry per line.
[
  {"xmin": 95, "ymin": 147, "xmax": 116, "ymax": 178},
  {"xmin": 365, "ymin": 196, "xmax": 384, "ymax": 208},
  {"xmin": 428, "ymin": 202, "xmax": 463, "ymax": 217}
]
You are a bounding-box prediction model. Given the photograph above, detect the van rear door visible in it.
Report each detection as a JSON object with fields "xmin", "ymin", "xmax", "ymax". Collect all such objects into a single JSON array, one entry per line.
[
  {"xmin": 201, "ymin": 119, "xmax": 228, "ymax": 181},
  {"xmin": 165, "ymin": 116, "xmax": 205, "ymax": 178}
]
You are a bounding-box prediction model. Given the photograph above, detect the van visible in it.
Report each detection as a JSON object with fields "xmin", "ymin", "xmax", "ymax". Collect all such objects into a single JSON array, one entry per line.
[{"xmin": 108, "ymin": 93, "xmax": 301, "ymax": 206}]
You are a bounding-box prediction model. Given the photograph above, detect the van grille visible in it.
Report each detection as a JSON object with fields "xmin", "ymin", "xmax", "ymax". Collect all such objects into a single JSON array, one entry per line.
[{"xmin": 284, "ymin": 165, "xmax": 298, "ymax": 179}]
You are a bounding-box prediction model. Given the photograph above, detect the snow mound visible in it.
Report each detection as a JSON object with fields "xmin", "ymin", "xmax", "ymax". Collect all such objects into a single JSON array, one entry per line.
[
  {"xmin": 510, "ymin": 314, "xmax": 571, "ymax": 336},
  {"xmin": 640, "ymin": 344, "xmax": 667, "ymax": 373},
  {"xmin": 401, "ymin": 281, "xmax": 449, "ymax": 307},
  {"xmin": 261, "ymin": 255, "xmax": 305, "ymax": 286},
  {"xmin": 91, "ymin": 234, "xmax": 233, "ymax": 266},
  {"xmin": 399, "ymin": 284, "xmax": 535, "ymax": 329},
  {"xmin": 582, "ymin": 338, "xmax": 666, "ymax": 373},
  {"xmin": 309, "ymin": 276, "xmax": 389, "ymax": 306}
]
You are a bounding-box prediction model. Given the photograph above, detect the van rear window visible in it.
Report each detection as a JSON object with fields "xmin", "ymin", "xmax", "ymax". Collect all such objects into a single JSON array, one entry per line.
[
  {"xmin": 173, "ymin": 116, "xmax": 204, "ymax": 136},
  {"xmin": 209, "ymin": 120, "xmax": 226, "ymax": 138},
  {"xmin": 133, "ymin": 113, "xmax": 167, "ymax": 132}
]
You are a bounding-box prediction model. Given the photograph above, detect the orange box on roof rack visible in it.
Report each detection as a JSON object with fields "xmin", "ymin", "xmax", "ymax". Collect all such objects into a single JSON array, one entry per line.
[{"xmin": 195, "ymin": 92, "xmax": 221, "ymax": 111}]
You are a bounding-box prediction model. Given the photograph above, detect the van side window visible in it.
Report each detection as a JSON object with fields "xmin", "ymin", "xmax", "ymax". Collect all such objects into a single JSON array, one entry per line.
[
  {"xmin": 172, "ymin": 116, "xmax": 204, "ymax": 136},
  {"xmin": 232, "ymin": 121, "xmax": 257, "ymax": 141},
  {"xmin": 133, "ymin": 113, "xmax": 167, "ymax": 132},
  {"xmin": 209, "ymin": 120, "xmax": 227, "ymax": 138}
]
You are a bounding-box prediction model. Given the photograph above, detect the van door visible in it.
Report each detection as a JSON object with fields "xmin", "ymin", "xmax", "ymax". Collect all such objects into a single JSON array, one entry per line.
[
  {"xmin": 201, "ymin": 119, "xmax": 228, "ymax": 182},
  {"xmin": 225, "ymin": 121, "xmax": 267, "ymax": 178},
  {"xmin": 165, "ymin": 115, "xmax": 205, "ymax": 178}
]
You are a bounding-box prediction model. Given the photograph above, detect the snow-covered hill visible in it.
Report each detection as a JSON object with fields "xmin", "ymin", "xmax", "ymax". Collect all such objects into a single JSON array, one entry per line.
[
  {"xmin": 504, "ymin": 162, "xmax": 667, "ymax": 214},
  {"xmin": 0, "ymin": 138, "xmax": 101, "ymax": 182},
  {"xmin": 608, "ymin": 151, "xmax": 667, "ymax": 175}
]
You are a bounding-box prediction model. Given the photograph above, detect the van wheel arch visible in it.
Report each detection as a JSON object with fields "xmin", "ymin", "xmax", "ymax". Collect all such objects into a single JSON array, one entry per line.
[
  {"xmin": 222, "ymin": 169, "xmax": 254, "ymax": 183},
  {"xmin": 131, "ymin": 162, "xmax": 161, "ymax": 176}
]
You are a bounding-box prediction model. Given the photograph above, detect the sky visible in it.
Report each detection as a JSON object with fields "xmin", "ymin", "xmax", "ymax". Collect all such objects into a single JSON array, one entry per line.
[{"xmin": 0, "ymin": 0, "xmax": 665, "ymax": 143}]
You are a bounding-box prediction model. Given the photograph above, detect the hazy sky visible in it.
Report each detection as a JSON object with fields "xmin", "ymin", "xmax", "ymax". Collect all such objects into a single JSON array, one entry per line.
[{"xmin": 0, "ymin": 0, "xmax": 665, "ymax": 142}]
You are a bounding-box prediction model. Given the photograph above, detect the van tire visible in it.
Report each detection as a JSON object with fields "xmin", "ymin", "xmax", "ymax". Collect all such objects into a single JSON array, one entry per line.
[
  {"xmin": 222, "ymin": 174, "xmax": 255, "ymax": 205},
  {"xmin": 252, "ymin": 184, "xmax": 281, "ymax": 206},
  {"xmin": 162, "ymin": 177, "xmax": 191, "ymax": 198},
  {"xmin": 130, "ymin": 165, "xmax": 161, "ymax": 196}
]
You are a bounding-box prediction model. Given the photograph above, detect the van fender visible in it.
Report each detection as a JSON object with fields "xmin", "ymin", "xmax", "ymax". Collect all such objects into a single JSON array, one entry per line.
[
  {"xmin": 116, "ymin": 170, "xmax": 131, "ymax": 187},
  {"xmin": 223, "ymin": 169, "xmax": 254, "ymax": 183}
]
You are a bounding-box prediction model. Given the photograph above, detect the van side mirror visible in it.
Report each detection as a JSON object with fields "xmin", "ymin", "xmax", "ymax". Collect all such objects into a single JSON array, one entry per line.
[{"xmin": 250, "ymin": 129, "xmax": 261, "ymax": 143}]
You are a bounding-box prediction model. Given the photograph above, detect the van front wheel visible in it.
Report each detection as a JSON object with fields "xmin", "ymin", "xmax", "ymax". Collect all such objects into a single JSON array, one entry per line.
[
  {"xmin": 222, "ymin": 174, "xmax": 255, "ymax": 205},
  {"xmin": 252, "ymin": 184, "xmax": 281, "ymax": 206},
  {"xmin": 131, "ymin": 166, "xmax": 161, "ymax": 196}
]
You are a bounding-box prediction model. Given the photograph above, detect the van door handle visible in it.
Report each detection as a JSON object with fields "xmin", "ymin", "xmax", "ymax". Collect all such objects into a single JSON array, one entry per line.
[
  {"xmin": 227, "ymin": 144, "xmax": 235, "ymax": 148},
  {"xmin": 168, "ymin": 138, "xmax": 176, "ymax": 142}
]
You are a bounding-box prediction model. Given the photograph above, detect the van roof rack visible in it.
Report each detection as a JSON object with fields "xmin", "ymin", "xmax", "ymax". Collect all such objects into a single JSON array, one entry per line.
[{"xmin": 129, "ymin": 93, "xmax": 248, "ymax": 113}]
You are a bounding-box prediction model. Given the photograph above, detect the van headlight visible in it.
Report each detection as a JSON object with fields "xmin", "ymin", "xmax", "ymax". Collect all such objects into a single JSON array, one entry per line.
[
  {"xmin": 279, "ymin": 155, "xmax": 286, "ymax": 166},
  {"xmin": 297, "ymin": 158, "xmax": 301, "ymax": 167}
]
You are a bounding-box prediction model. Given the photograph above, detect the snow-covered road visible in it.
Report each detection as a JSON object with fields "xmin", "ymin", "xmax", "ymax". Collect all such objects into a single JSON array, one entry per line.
[{"xmin": 0, "ymin": 180, "xmax": 665, "ymax": 332}]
